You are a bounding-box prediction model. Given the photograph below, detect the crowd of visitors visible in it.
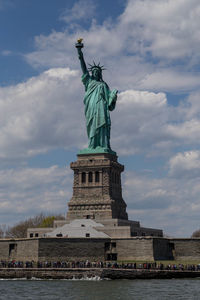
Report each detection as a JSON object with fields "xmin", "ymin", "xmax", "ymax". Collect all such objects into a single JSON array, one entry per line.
[{"xmin": 0, "ymin": 260, "xmax": 200, "ymax": 271}]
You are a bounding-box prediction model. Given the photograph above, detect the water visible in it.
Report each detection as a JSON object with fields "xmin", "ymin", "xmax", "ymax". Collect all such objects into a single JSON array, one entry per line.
[{"xmin": 0, "ymin": 278, "xmax": 200, "ymax": 300}]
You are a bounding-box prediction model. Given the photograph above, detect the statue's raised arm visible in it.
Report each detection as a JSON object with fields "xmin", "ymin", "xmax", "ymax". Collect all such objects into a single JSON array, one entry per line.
[
  {"xmin": 75, "ymin": 38, "xmax": 88, "ymax": 75},
  {"xmin": 75, "ymin": 38, "xmax": 117, "ymax": 155}
]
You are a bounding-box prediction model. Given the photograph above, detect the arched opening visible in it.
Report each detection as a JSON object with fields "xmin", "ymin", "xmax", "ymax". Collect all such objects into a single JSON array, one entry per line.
[
  {"xmin": 88, "ymin": 172, "xmax": 93, "ymax": 182},
  {"xmin": 95, "ymin": 171, "xmax": 99, "ymax": 182},
  {"xmin": 81, "ymin": 172, "xmax": 86, "ymax": 183}
]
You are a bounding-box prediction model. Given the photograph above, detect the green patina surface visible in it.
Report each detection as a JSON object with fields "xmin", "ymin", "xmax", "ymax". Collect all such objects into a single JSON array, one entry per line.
[
  {"xmin": 79, "ymin": 146, "xmax": 116, "ymax": 155},
  {"xmin": 76, "ymin": 40, "xmax": 117, "ymax": 155}
]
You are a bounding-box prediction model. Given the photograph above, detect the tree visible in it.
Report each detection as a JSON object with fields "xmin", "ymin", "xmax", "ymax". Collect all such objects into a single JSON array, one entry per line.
[
  {"xmin": 5, "ymin": 213, "xmax": 65, "ymax": 238},
  {"xmin": 38, "ymin": 215, "xmax": 64, "ymax": 228}
]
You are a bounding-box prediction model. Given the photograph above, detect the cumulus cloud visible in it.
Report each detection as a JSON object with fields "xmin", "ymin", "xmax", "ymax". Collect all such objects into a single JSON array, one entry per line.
[
  {"xmin": 25, "ymin": 0, "xmax": 200, "ymax": 92},
  {"xmin": 0, "ymin": 68, "xmax": 200, "ymax": 161},
  {"xmin": 124, "ymin": 170, "xmax": 200, "ymax": 237},
  {"xmin": 0, "ymin": 165, "xmax": 72, "ymax": 225},
  {"xmin": 0, "ymin": 67, "xmax": 173, "ymax": 161},
  {"xmin": 169, "ymin": 151, "xmax": 200, "ymax": 178},
  {"xmin": 138, "ymin": 70, "xmax": 200, "ymax": 92},
  {"xmin": 0, "ymin": 68, "xmax": 168, "ymax": 160},
  {"xmin": 185, "ymin": 92, "xmax": 200, "ymax": 119},
  {"xmin": 121, "ymin": 0, "xmax": 200, "ymax": 62},
  {"xmin": 112, "ymin": 89, "xmax": 172, "ymax": 156},
  {"xmin": 0, "ymin": 67, "xmax": 87, "ymax": 160},
  {"xmin": 60, "ymin": 0, "xmax": 96, "ymax": 24}
]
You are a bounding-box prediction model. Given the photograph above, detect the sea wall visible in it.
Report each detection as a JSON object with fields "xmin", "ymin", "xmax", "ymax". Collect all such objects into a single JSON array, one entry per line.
[{"xmin": 0, "ymin": 268, "xmax": 200, "ymax": 280}]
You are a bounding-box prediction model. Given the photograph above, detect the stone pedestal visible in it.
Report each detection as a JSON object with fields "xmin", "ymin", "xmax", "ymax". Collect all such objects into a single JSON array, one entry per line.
[{"xmin": 67, "ymin": 153, "xmax": 128, "ymax": 220}]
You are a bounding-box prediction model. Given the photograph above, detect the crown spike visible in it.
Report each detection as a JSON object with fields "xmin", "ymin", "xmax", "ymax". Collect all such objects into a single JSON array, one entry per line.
[{"xmin": 87, "ymin": 61, "xmax": 106, "ymax": 73}]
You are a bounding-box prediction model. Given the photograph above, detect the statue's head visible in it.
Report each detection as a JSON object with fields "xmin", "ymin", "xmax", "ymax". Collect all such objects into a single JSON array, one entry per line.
[{"xmin": 88, "ymin": 62, "xmax": 105, "ymax": 81}]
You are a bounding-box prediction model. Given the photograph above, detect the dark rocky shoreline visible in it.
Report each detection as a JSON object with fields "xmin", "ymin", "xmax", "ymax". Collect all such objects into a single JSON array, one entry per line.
[{"xmin": 1, "ymin": 268, "xmax": 200, "ymax": 280}]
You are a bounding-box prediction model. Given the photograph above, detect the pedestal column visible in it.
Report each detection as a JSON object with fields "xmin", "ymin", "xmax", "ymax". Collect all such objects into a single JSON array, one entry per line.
[{"xmin": 67, "ymin": 153, "xmax": 128, "ymax": 221}]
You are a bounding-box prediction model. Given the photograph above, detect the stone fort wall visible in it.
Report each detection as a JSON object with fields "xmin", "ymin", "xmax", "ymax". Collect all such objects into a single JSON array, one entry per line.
[
  {"xmin": 0, "ymin": 237, "xmax": 200, "ymax": 262},
  {"xmin": 0, "ymin": 239, "xmax": 39, "ymax": 261},
  {"xmin": 38, "ymin": 238, "xmax": 108, "ymax": 262},
  {"xmin": 171, "ymin": 238, "xmax": 200, "ymax": 261}
]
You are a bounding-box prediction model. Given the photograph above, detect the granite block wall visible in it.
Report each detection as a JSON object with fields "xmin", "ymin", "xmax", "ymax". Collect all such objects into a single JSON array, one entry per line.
[
  {"xmin": 0, "ymin": 240, "xmax": 9, "ymax": 260},
  {"xmin": 0, "ymin": 239, "xmax": 39, "ymax": 261},
  {"xmin": 171, "ymin": 238, "xmax": 200, "ymax": 260},
  {"xmin": 114, "ymin": 238, "xmax": 154, "ymax": 261},
  {"xmin": 1, "ymin": 237, "xmax": 200, "ymax": 262},
  {"xmin": 38, "ymin": 238, "xmax": 109, "ymax": 262}
]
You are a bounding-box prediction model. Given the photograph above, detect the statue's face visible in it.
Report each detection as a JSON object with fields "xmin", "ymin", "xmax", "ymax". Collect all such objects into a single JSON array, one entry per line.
[{"xmin": 92, "ymin": 68, "xmax": 101, "ymax": 80}]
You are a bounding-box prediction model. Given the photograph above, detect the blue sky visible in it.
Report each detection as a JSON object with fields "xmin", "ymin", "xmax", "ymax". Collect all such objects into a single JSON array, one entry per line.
[{"xmin": 1, "ymin": 0, "xmax": 200, "ymax": 237}]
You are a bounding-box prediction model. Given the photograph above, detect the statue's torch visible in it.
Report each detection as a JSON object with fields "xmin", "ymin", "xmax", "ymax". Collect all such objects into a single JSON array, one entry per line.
[{"xmin": 75, "ymin": 38, "xmax": 84, "ymax": 49}]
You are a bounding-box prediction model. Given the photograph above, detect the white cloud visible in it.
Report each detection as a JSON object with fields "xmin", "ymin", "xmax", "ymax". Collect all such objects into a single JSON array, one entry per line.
[
  {"xmin": 138, "ymin": 70, "xmax": 200, "ymax": 92},
  {"xmin": 166, "ymin": 119, "xmax": 200, "ymax": 143},
  {"xmin": 0, "ymin": 67, "xmax": 87, "ymax": 160},
  {"xmin": 169, "ymin": 151, "xmax": 200, "ymax": 178},
  {"xmin": 60, "ymin": 0, "xmax": 96, "ymax": 24},
  {"xmin": 185, "ymin": 92, "xmax": 200, "ymax": 119},
  {"xmin": 124, "ymin": 170, "xmax": 200, "ymax": 237},
  {"xmin": 24, "ymin": 0, "xmax": 200, "ymax": 92},
  {"xmin": 0, "ymin": 68, "xmax": 168, "ymax": 160},
  {"xmin": 0, "ymin": 69, "xmax": 172, "ymax": 160},
  {"xmin": 0, "ymin": 166, "xmax": 72, "ymax": 225},
  {"xmin": 45, "ymin": 68, "xmax": 74, "ymax": 79},
  {"xmin": 112, "ymin": 89, "xmax": 171, "ymax": 156},
  {"xmin": 0, "ymin": 68, "xmax": 199, "ymax": 161},
  {"xmin": 121, "ymin": 0, "xmax": 200, "ymax": 62}
]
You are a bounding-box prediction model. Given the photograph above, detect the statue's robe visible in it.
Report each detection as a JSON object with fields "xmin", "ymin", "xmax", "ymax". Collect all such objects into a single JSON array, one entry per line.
[{"xmin": 82, "ymin": 72, "xmax": 117, "ymax": 150}]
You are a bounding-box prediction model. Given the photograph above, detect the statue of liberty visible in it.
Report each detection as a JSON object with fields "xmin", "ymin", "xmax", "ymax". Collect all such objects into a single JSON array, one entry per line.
[{"xmin": 75, "ymin": 39, "xmax": 117, "ymax": 155}]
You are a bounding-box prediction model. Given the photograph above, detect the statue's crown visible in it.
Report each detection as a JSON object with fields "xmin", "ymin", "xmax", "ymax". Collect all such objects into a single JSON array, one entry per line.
[{"xmin": 88, "ymin": 61, "xmax": 106, "ymax": 72}]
